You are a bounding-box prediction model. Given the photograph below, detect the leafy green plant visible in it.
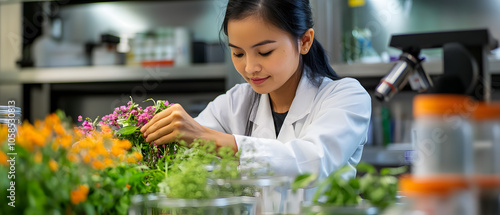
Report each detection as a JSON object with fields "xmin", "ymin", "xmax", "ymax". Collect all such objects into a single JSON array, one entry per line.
[
  {"xmin": 292, "ymin": 162, "xmax": 407, "ymax": 210},
  {"xmin": 158, "ymin": 139, "xmax": 242, "ymax": 199},
  {"xmin": 0, "ymin": 112, "xmax": 156, "ymax": 215}
]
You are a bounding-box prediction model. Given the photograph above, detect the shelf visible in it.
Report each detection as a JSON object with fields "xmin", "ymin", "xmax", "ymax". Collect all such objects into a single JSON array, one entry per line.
[
  {"xmin": 0, "ymin": 0, "xmax": 47, "ymax": 5},
  {"xmin": 1, "ymin": 57, "xmax": 499, "ymax": 85},
  {"xmin": 0, "ymin": 63, "xmax": 226, "ymax": 84},
  {"xmin": 0, "ymin": 0, "xmax": 195, "ymax": 5},
  {"xmin": 333, "ymin": 57, "xmax": 500, "ymax": 78}
]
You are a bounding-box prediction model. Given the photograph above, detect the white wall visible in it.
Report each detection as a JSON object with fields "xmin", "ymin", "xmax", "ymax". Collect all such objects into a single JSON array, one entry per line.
[{"xmin": 0, "ymin": 3, "xmax": 23, "ymax": 109}]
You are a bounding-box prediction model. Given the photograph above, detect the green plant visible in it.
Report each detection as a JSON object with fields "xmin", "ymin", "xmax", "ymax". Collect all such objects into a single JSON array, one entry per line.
[
  {"xmin": 79, "ymin": 97, "xmax": 183, "ymax": 171},
  {"xmin": 0, "ymin": 113, "xmax": 153, "ymax": 215},
  {"xmin": 158, "ymin": 139, "xmax": 241, "ymax": 199},
  {"xmin": 292, "ymin": 162, "xmax": 407, "ymax": 210}
]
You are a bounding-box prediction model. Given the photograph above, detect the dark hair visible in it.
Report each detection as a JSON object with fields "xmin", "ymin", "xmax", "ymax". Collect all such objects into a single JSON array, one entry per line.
[{"xmin": 221, "ymin": 0, "xmax": 340, "ymax": 84}]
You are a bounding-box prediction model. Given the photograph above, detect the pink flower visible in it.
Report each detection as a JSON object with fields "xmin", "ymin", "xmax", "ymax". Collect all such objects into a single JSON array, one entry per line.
[
  {"xmin": 78, "ymin": 115, "xmax": 83, "ymax": 122},
  {"xmin": 163, "ymin": 101, "xmax": 170, "ymax": 106}
]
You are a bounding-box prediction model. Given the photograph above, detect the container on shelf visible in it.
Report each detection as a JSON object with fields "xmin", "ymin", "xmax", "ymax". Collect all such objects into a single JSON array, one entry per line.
[
  {"xmin": 131, "ymin": 26, "xmax": 191, "ymax": 68},
  {"xmin": 471, "ymin": 102, "xmax": 500, "ymax": 215},
  {"xmin": 411, "ymin": 94, "xmax": 475, "ymax": 177},
  {"xmin": 471, "ymin": 102, "xmax": 500, "ymax": 174}
]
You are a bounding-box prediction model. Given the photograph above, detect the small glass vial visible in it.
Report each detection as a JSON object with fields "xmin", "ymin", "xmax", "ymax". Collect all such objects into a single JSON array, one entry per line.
[
  {"xmin": 383, "ymin": 175, "xmax": 477, "ymax": 215},
  {"xmin": 411, "ymin": 94, "xmax": 475, "ymax": 177}
]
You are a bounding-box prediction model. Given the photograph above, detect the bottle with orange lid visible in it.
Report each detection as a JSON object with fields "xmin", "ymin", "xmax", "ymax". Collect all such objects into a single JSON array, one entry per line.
[
  {"xmin": 382, "ymin": 175, "xmax": 478, "ymax": 215},
  {"xmin": 411, "ymin": 94, "xmax": 475, "ymax": 177},
  {"xmin": 471, "ymin": 102, "xmax": 500, "ymax": 215},
  {"xmin": 471, "ymin": 102, "xmax": 500, "ymax": 174}
]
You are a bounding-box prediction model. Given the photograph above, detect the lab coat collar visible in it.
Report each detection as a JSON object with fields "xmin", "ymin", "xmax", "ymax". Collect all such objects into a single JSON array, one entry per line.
[{"xmin": 251, "ymin": 68, "xmax": 319, "ymax": 139}]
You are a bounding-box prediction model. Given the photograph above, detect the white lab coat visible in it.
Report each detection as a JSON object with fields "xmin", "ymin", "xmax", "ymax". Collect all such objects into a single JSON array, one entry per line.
[{"xmin": 195, "ymin": 69, "xmax": 371, "ymax": 198}]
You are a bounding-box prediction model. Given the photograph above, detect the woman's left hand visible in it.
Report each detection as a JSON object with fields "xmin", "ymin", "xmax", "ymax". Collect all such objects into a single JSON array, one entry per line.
[{"xmin": 140, "ymin": 104, "xmax": 207, "ymax": 145}]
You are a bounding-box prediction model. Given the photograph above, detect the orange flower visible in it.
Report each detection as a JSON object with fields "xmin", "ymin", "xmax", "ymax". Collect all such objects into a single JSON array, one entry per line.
[
  {"xmin": 34, "ymin": 151, "xmax": 43, "ymax": 163},
  {"xmin": 17, "ymin": 123, "xmax": 48, "ymax": 148},
  {"xmin": 71, "ymin": 184, "xmax": 89, "ymax": 205},
  {"xmin": 67, "ymin": 154, "xmax": 79, "ymax": 163},
  {"xmin": 133, "ymin": 151, "xmax": 143, "ymax": 161},
  {"xmin": 111, "ymin": 145, "xmax": 126, "ymax": 157},
  {"xmin": 83, "ymin": 154, "xmax": 91, "ymax": 163},
  {"xmin": 34, "ymin": 119, "xmax": 42, "ymax": 129},
  {"xmin": 88, "ymin": 149, "xmax": 98, "ymax": 158},
  {"xmin": 49, "ymin": 159, "xmax": 58, "ymax": 172},
  {"xmin": 114, "ymin": 139, "xmax": 132, "ymax": 150},
  {"xmin": 0, "ymin": 151, "xmax": 8, "ymax": 166},
  {"xmin": 55, "ymin": 134, "xmax": 73, "ymax": 149},
  {"xmin": 101, "ymin": 125, "xmax": 113, "ymax": 138},
  {"xmin": 104, "ymin": 158, "xmax": 114, "ymax": 167},
  {"xmin": 44, "ymin": 113, "xmax": 61, "ymax": 130},
  {"xmin": 73, "ymin": 127, "xmax": 85, "ymax": 139},
  {"xmin": 95, "ymin": 144, "xmax": 109, "ymax": 157},
  {"xmin": 91, "ymin": 160, "xmax": 105, "ymax": 170},
  {"xmin": 126, "ymin": 184, "xmax": 131, "ymax": 190},
  {"xmin": 0, "ymin": 125, "xmax": 7, "ymax": 144},
  {"xmin": 126, "ymin": 155, "xmax": 137, "ymax": 164},
  {"xmin": 16, "ymin": 127, "xmax": 34, "ymax": 152},
  {"xmin": 53, "ymin": 123, "xmax": 66, "ymax": 136}
]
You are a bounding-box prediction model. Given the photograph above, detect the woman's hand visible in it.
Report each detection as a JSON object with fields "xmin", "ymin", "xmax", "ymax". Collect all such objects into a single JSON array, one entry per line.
[
  {"xmin": 140, "ymin": 104, "xmax": 204, "ymax": 145},
  {"xmin": 140, "ymin": 104, "xmax": 238, "ymax": 152}
]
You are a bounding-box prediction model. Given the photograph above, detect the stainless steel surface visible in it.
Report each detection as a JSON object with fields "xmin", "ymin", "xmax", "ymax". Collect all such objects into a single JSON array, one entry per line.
[{"xmin": 0, "ymin": 64, "xmax": 226, "ymax": 84}]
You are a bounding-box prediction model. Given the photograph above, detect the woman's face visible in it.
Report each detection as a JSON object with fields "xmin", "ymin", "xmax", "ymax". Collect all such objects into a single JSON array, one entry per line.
[{"xmin": 227, "ymin": 15, "xmax": 301, "ymax": 95}]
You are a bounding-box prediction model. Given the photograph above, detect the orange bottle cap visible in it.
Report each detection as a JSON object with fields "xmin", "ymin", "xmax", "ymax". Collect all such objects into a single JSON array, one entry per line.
[
  {"xmin": 399, "ymin": 174, "xmax": 471, "ymax": 196},
  {"xmin": 472, "ymin": 102, "xmax": 500, "ymax": 121},
  {"xmin": 413, "ymin": 94, "xmax": 476, "ymax": 118},
  {"xmin": 474, "ymin": 175, "xmax": 500, "ymax": 188}
]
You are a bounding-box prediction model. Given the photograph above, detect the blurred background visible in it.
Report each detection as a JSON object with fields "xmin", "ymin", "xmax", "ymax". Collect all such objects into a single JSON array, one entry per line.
[{"xmin": 1, "ymin": 0, "xmax": 500, "ymax": 168}]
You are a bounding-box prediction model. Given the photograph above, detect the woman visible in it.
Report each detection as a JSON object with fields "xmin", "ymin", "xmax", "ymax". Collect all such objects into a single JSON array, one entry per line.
[{"xmin": 141, "ymin": 0, "xmax": 371, "ymax": 187}]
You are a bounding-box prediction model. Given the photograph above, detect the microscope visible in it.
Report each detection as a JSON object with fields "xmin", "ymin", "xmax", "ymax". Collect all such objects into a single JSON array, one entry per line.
[{"xmin": 375, "ymin": 29, "xmax": 498, "ymax": 102}]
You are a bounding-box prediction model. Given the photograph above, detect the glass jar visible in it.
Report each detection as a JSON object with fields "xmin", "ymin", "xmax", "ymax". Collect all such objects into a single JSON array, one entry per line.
[
  {"xmin": 382, "ymin": 175, "xmax": 477, "ymax": 215},
  {"xmin": 214, "ymin": 176, "xmax": 292, "ymax": 214},
  {"xmin": 128, "ymin": 193, "xmax": 257, "ymax": 215},
  {"xmin": 0, "ymin": 105, "xmax": 22, "ymax": 126},
  {"xmin": 411, "ymin": 94, "xmax": 475, "ymax": 176}
]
